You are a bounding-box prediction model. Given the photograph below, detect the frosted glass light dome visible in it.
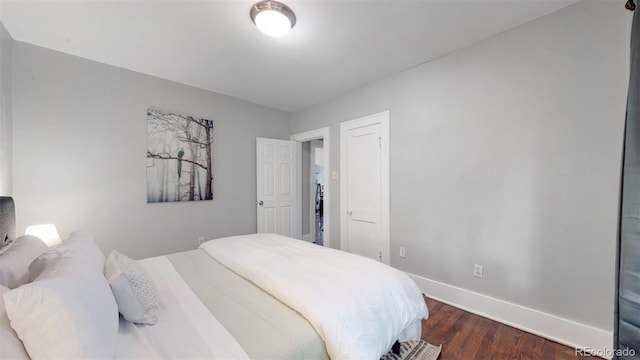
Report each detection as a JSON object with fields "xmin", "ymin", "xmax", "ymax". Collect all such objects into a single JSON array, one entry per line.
[
  {"xmin": 250, "ymin": 1, "xmax": 296, "ymax": 38},
  {"xmin": 254, "ymin": 10, "xmax": 291, "ymax": 37}
]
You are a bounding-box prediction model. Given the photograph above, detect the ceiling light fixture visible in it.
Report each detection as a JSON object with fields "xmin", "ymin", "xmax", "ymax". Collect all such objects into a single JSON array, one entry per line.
[{"xmin": 250, "ymin": 0, "xmax": 296, "ymax": 38}]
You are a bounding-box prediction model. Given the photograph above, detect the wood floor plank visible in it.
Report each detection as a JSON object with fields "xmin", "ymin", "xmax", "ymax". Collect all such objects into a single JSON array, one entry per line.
[
  {"xmin": 472, "ymin": 316, "xmax": 500, "ymax": 359},
  {"xmin": 421, "ymin": 297, "xmax": 600, "ymax": 360}
]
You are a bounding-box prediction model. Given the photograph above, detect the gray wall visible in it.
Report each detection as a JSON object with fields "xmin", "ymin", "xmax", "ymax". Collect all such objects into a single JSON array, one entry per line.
[
  {"xmin": 12, "ymin": 42, "xmax": 291, "ymax": 259},
  {"xmin": 0, "ymin": 20, "xmax": 12, "ymax": 196},
  {"xmin": 290, "ymin": 1, "xmax": 629, "ymax": 331}
]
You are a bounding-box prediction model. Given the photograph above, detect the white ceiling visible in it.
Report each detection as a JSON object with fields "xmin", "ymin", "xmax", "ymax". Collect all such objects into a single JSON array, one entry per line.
[{"xmin": 0, "ymin": 0, "xmax": 576, "ymax": 112}]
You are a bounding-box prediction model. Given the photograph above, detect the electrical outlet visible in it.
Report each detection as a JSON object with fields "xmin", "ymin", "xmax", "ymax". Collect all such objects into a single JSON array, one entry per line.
[
  {"xmin": 198, "ymin": 236, "xmax": 205, "ymax": 246},
  {"xmin": 399, "ymin": 247, "xmax": 406, "ymax": 258},
  {"xmin": 473, "ymin": 264, "xmax": 483, "ymax": 278}
]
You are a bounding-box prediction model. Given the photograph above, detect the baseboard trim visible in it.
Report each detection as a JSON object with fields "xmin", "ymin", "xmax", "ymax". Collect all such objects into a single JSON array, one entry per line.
[{"xmin": 408, "ymin": 273, "xmax": 613, "ymax": 356}]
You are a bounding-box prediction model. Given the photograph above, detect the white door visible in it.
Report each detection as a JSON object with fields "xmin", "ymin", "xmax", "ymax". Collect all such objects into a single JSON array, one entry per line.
[
  {"xmin": 256, "ymin": 137, "xmax": 299, "ymax": 238},
  {"xmin": 340, "ymin": 112, "xmax": 390, "ymax": 263}
]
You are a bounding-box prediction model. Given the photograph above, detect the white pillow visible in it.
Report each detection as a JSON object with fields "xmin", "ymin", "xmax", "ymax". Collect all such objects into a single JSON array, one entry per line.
[
  {"xmin": 3, "ymin": 250, "xmax": 119, "ymax": 359},
  {"xmin": 0, "ymin": 235, "xmax": 48, "ymax": 289},
  {"xmin": 29, "ymin": 230, "xmax": 105, "ymax": 279},
  {"xmin": 62, "ymin": 230, "xmax": 105, "ymax": 271},
  {"xmin": 0, "ymin": 285, "xmax": 29, "ymax": 360},
  {"xmin": 105, "ymin": 250, "xmax": 159, "ymax": 325}
]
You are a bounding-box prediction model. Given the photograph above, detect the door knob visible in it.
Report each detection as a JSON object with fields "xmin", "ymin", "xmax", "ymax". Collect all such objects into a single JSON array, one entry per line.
[
  {"xmin": 258, "ymin": 200, "xmax": 264, "ymax": 206},
  {"xmin": 347, "ymin": 210, "xmax": 353, "ymax": 215}
]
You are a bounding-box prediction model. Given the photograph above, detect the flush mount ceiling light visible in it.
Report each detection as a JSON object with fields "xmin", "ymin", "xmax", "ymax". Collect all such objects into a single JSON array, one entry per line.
[{"xmin": 250, "ymin": 0, "xmax": 296, "ymax": 38}]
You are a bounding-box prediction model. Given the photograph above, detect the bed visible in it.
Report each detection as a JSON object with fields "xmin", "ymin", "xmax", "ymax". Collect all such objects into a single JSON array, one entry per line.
[{"xmin": 0, "ymin": 196, "xmax": 429, "ymax": 359}]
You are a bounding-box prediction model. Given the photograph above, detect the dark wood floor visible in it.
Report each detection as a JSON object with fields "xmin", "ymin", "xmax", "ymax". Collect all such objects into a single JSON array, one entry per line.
[{"xmin": 420, "ymin": 297, "xmax": 599, "ymax": 360}]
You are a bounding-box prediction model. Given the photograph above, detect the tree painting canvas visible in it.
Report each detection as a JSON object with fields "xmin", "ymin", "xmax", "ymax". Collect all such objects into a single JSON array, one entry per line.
[{"xmin": 147, "ymin": 108, "xmax": 213, "ymax": 203}]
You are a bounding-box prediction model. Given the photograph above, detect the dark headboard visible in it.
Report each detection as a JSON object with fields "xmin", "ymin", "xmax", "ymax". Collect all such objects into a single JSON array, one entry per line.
[{"xmin": 0, "ymin": 196, "xmax": 16, "ymax": 247}]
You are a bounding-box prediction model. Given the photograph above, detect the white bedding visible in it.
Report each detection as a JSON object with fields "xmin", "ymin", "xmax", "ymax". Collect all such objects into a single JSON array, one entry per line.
[
  {"xmin": 201, "ymin": 233, "xmax": 429, "ymax": 360},
  {"xmin": 116, "ymin": 256, "xmax": 250, "ymax": 360}
]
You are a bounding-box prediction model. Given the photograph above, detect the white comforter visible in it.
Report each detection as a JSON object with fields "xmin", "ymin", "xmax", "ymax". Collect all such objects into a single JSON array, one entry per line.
[{"xmin": 201, "ymin": 233, "xmax": 428, "ymax": 360}]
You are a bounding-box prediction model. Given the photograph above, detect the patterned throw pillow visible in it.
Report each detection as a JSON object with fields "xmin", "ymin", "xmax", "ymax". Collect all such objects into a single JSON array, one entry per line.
[{"xmin": 105, "ymin": 250, "xmax": 159, "ymax": 325}]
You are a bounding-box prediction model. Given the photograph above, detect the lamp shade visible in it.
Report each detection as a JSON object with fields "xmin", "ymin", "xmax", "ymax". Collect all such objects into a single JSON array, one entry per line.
[{"xmin": 25, "ymin": 224, "xmax": 62, "ymax": 247}]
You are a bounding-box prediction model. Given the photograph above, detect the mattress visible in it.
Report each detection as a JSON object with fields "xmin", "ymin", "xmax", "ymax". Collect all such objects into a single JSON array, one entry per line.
[{"xmin": 167, "ymin": 249, "xmax": 329, "ymax": 360}]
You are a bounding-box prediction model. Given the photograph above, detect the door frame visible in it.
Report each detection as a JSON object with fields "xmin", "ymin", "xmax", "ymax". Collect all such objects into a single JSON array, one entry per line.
[
  {"xmin": 340, "ymin": 111, "xmax": 390, "ymax": 264},
  {"xmin": 307, "ymin": 140, "xmax": 320, "ymax": 244},
  {"xmin": 291, "ymin": 127, "xmax": 331, "ymax": 248}
]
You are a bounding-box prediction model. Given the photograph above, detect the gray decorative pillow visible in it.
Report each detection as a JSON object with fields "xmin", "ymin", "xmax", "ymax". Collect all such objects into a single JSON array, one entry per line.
[
  {"xmin": 0, "ymin": 235, "xmax": 48, "ymax": 289},
  {"xmin": 105, "ymin": 251, "xmax": 159, "ymax": 325}
]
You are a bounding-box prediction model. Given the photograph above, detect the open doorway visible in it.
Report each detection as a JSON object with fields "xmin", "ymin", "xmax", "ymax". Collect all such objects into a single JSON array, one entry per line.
[
  {"xmin": 291, "ymin": 127, "xmax": 331, "ymax": 248},
  {"xmin": 303, "ymin": 140, "xmax": 324, "ymax": 245}
]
